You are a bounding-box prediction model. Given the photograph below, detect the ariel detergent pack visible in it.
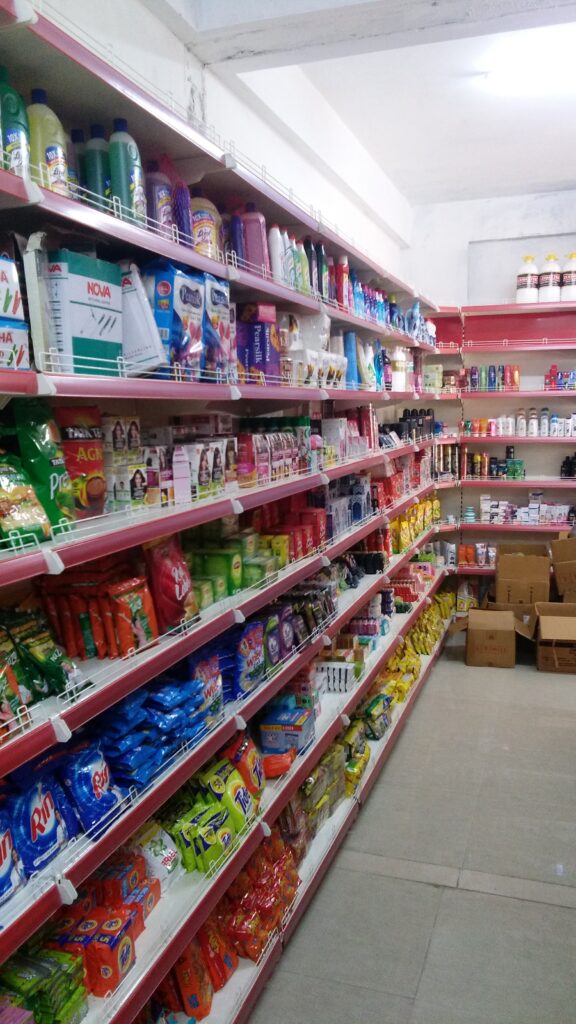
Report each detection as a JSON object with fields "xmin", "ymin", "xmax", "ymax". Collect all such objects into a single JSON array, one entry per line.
[{"xmin": 47, "ymin": 249, "xmax": 123, "ymax": 375}]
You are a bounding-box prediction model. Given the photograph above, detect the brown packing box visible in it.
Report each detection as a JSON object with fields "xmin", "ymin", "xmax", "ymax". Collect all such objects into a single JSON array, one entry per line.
[
  {"xmin": 550, "ymin": 538, "xmax": 576, "ymax": 596},
  {"xmin": 450, "ymin": 609, "xmax": 517, "ymax": 668},
  {"xmin": 534, "ymin": 601, "xmax": 576, "ymax": 673},
  {"xmin": 495, "ymin": 542, "xmax": 550, "ymax": 605}
]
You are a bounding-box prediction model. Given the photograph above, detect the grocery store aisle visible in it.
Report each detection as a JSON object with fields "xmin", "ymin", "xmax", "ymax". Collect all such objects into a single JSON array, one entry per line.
[{"xmin": 251, "ymin": 644, "xmax": 576, "ymax": 1024}]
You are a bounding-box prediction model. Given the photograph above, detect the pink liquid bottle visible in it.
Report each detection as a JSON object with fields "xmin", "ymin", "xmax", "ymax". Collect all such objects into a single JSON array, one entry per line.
[{"xmin": 241, "ymin": 202, "xmax": 270, "ymax": 275}]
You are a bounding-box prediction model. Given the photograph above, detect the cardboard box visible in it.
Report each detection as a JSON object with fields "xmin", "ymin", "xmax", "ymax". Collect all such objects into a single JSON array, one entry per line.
[
  {"xmin": 465, "ymin": 609, "xmax": 517, "ymax": 668},
  {"xmin": 496, "ymin": 542, "xmax": 550, "ymax": 605},
  {"xmin": 534, "ymin": 601, "xmax": 576, "ymax": 673},
  {"xmin": 551, "ymin": 538, "xmax": 576, "ymax": 595}
]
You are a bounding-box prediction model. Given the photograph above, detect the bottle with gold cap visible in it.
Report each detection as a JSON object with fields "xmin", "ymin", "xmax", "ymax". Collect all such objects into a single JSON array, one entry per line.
[
  {"xmin": 538, "ymin": 253, "xmax": 561, "ymax": 303},
  {"xmin": 516, "ymin": 255, "xmax": 538, "ymax": 303},
  {"xmin": 561, "ymin": 252, "xmax": 576, "ymax": 301}
]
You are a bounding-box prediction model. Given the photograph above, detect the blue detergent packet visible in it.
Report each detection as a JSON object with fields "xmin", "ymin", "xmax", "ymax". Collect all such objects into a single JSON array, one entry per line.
[
  {"xmin": 107, "ymin": 743, "xmax": 157, "ymax": 772},
  {"xmin": 10, "ymin": 776, "xmax": 79, "ymax": 875},
  {"xmin": 145, "ymin": 706, "xmax": 189, "ymax": 733},
  {"xmin": 0, "ymin": 806, "xmax": 27, "ymax": 906},
  {"xmin": 112, "ymin": 750, "xmax": 162, "ymax": 789},
  {"xmin": 146, "ymin": 678, "xmax": 204, "ymax": 710},
  {"xmin": 202, "ymin": 273, "xmax": 231, "ymax": 381},
  {"xmin": 231, "ymin": 620, "xmax": 266, "ymax": 699},
  {"xmin": 102, "ymin": 729, "xmax": 149, "ymax": 757},
  {"xmin": 61, "ymin": 744, "xmax": 124, "ymax": 833}
]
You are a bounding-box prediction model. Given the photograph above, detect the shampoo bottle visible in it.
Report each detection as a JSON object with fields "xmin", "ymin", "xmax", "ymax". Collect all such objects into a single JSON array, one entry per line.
[
  {"xmin": 28, "ymin": 88, "xmax": 68, "ymax": 194},
  {"xmin": 336, "ymin": 255, "xmax": 349, "ymax": 309},
  {"xmin": 109, "ymin": 117, "xmax": 146, "ymax": 224},
  {"xmin": 282, "ymin": 229, "xmax": 296, "ymax": 287},
  {"xmin": 304, "ymin": 237, "xmax": 318, "ymax": 294},
  {"xmin": 0, "ymin": 67, "xmax": 29, "ymax": 177},
  {"xmin": 315, "ymin": 241, "xmax": 329, "ymax": 299},
  {"xmin": 84, "ymin": 124, "xmax": 112, "ymax": 211},
  {"xmin": 230, "ymin": 212, "xmax": 246, "ymax": 264},
  {"xmin": 297, "ymin": 241, "xmax": 311, "ymax": 292}
]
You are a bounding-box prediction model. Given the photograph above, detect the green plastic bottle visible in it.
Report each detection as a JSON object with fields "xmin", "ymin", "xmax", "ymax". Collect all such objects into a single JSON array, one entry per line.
[
  {"xmin": 109, "ymin": 117, "xmax": 146, "ymax": 224},
  {"xmin": 0, "ymin": 66, "xmax": 29, "ymax": 177},
  {"xmin": 27, "ymin": 88, "xmax": 68, "ymax": 194},
  {"xmin": 84, "ymin": 124, "xmax": 112, "ymax": 211}
]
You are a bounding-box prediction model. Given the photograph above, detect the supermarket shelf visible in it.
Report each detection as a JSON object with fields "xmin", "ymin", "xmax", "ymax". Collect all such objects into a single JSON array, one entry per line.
[
  {"xmin": 462, "ymin": 339, "xmax": 576, "ymax": 353},
  {"xmin": 199, "ymin": 935, "xmax": 283, "ymax": 1024},
  {"xmin": 81, "ymin": 820, "xmax": 266, "ymax": 1024},
  {"xmin": 0, "ymin": 447, "xmax": 401, "ymax": 587},
  {"xmin": 462, "ymin": 301, "xmax": 576, "ymax": 317},
  {"xmin": 461, "ymin": 478, "xmax": 575, "ymax": 489},
  {"xmin": 0, "ymin": 369, "xmax": 38, "ymax": 395},
  {"xmin": 455, "ymin": 565, "xmax": 495, "ymax": 575},
  {"xmin": 459, "ymin": 522, "xmax": 570, "ymax": 533},
  {"xmin": 460, "ymin": 389, "xmax": 576, "ymax": 399},
  {"xmin": 283, "ymin": 796, "xmax": 359, "ymax": 943},
  {"xmin": 356, "ymin": 625, "xmax": 450, "ymax": 804},
  {"xmin": 459, "ymin": 435, "xmax": 576, "ymax": 445}
]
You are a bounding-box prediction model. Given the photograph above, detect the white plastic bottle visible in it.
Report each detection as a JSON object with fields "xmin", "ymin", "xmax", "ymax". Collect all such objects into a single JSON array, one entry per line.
[
  {"xmin": 391, "ymin": 345, "xmax": 407, "ymax": 391},
  {"xmin": 268, "ymin": 224, "xmax": 285, "ymax": 284},
  {"xmin": 282, "ymin": 229, "xmax": 296, "ymax": 288},
  {"xmin": 538, "ymin": 254, "xmax": 561, "ymax": 303},
  {"xmin": 516, "ymin": 256, "xmax": 539, "ymax": 303},
  {"xmin": 561, "ymin": 252, "xmax": 576, "ymax": 301},
  {"xmin": 540, "ymin": 407, "xmax": 550, "ymax": 436},
  {"xmin": 516, "ymin": 408, "xmax": 527, "ymax": 437}
]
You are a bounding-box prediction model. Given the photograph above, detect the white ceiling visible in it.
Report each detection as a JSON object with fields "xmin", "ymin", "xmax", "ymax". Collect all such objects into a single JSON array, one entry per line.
[{"xmin": 304, "ymin": 23, "xmax": 576, "ymax": 204}]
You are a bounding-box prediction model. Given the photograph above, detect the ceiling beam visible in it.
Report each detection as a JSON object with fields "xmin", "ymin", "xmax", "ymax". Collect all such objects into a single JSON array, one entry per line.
[{"xmin": 143, "ymin": 0, "xmax": 576, "ymax": 71}]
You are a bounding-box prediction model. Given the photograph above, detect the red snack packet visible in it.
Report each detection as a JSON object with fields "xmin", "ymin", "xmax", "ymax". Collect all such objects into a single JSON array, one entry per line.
[
  {"xmin": 88, "ymin": 597, "xmax": 107, "ymax": 658},
  {"xmin": 174, "ymin": 938, "xmax": 213, "ymax": 1020},
  {"xmin": 220, "ymin": 732, "xmax": 264, "ymax": 799},
  {"xmin": 143, "ymin": 534, "xmax": 196, "ymax": 633},
  {"xmin": 98, "ymin": 594, "xmax": 119, "ymax": 659},
  {"xmin": 155, "ymin": 971, "xmax": 183, "ymax": 1013},
  {"xmin": 197, "ymin": 914, "xmax": 238, "ymax": 991}
]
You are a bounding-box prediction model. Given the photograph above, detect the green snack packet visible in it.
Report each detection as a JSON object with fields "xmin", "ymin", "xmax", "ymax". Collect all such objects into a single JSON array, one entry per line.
[
  {"xmin": 0, "ymin": 626, "xmax": 42, "ymax": 707},
  {"xmin": 7, "ymin": 617, "xmax": 81, "ymax": 697},
  {"xmin": 0, "ymin": 452, "xmax": 52, "ymax": 545},
  {"xmin": 13, "ymin": 398, "xmax": 75, "ymax": 527},
  {"xmin": 190, "ymin": 805, "xmax": 236, "ymax": 872},
  {"xmin": 200, "ymin": 759, "xmax": 254, "ymax": 832}
]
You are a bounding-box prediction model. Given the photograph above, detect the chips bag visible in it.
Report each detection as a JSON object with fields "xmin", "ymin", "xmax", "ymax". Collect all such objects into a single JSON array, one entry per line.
[
  {"xmin": 143, "ymin": 534, "xmax": 197, "ymax": 633},
  {"xmin": 173, "ymin": 939, "xmax": 213, "ymax": 1021},
  {"xmin": 13, "ymin": 398, "xmax": 75, "ymax": 527},
  {"xmin": 197, "ymin": 914, "xmax": 238, "ymax": 991},
  {"xmin": 0, "ymin": 453, "xmax": 51, "ymax": 545},
  {"xmin": 107, "ymin": 577, "xmax": 159, "ymax": 655}
]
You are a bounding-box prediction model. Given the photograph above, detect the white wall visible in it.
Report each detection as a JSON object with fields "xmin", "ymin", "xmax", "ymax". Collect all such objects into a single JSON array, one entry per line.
[
  {"xmin": 41, "ymin": 0, "xmax": 407, "ymax": 278},
  {"xmin": 406, "ymin": 189, "xmax": 576, "ymax": 306}
]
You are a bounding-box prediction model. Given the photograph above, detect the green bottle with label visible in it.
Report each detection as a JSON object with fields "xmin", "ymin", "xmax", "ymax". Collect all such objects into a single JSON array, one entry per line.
[
  {"xmin": 27, "ymin": 88, "xmax": 68, "ymax": 194},
  {"xmin": 109, "ymin": 117, "xmax": 146, "ymax": 224},
  {"xmin": 0, "ymin": 67, "xmax": 30, "ymax": 177},
  {"xmin": 84, "ymin": 124, "xmax": 112, "ymax": 211}
]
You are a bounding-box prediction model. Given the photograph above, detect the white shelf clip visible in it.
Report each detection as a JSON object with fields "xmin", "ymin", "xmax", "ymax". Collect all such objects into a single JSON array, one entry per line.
[
  {"xmin": 340, "ymin": 713, "xmax": 351, "ymax": 728},
  {"xmin": 50, "ymin": 714, "xmax": 72, "ymax": 743},
  {"xmin": 43, "ymin": 549, "xmax": 65, "ymax": 575},
  {"xmin": 233, "ymin": 609, "xmax": 246, "ymax": 624},
  {"xmin": 55, "ymin": 874, "xmax": 78, "ymax": 906},
  {"xmin": 321, "ymin": 633, "xmax": 332, "ymax": 647},
  {"xmin": 320, "ymin": 555, "xmax": 331, "ymax": 568},
  {"xmin": 231, "ymin": 498, "xmax": 243, "ymax": 514},
  {"xmin": 229, "ymin": 385, "xmax": 241, "ymax": 400},
  {"xmin": 36, "ymin": 373, "xmax": 57, "ymax": 396},
  {"xmin": 319, "ymin": 389, "xmax": 329, "ymax": 400},
  {"xmin": 222, "ymin": 153, "xmax": 237, "ymax": 169},
  {"xmin": 227, "ymin": 265, "xmax": 239, "ymax": 281},
  {"xmin": 425, "ymin": 596, "xmax": 432, "ymax": 606},
  {"xmin": 234, "ymin": 713, "xmax": 247, "ymax": 731},
  {"xmin": 260, "ymin": 820, "xmax": 272, "ymax": 838},
  {"xmin": 319, "ymin": 473, "xmax": 330, "ymax": 485}
]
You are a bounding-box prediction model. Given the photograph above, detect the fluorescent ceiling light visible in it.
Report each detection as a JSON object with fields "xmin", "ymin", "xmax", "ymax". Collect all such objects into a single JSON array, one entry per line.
[{"xmin": 483, "ymin": 23, "xmax": 576, "ymax": 96}]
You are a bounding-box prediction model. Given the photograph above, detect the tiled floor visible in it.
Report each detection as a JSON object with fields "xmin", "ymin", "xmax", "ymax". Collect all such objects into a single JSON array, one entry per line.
[{"xmin": 250, "ymin": 643, "xmax": 576, "ymax": 1023}]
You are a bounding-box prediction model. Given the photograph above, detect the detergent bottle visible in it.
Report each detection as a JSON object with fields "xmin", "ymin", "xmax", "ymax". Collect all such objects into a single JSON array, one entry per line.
[
  {"xmin": 241, "ymin": 202, "xmax": 270, "ymax": 275},
  {"xmin": 84, "ymin": 124, "xmax": 112, "ymax": 211},
  {"xmin": 145, "ymin": 160, "xmax": 174, "ymax": 237},
  {"xmin": 315, "ymin": 241, "xmax": 329, "ymax": 300},
  {"xmin": 69, "ymin": 128, "xmax": 85, "ymax": 191},
  {"xmin": 109, "ymin": 118, "xmax": 146, "ymax": 224},
  {"xmin": 297, "ymin": 241, "xmax": 311, "ymax": 292},
  {"xmin": 515, "ymin": 255, "xmax": 538, "ymax": 303},
  {"xmin": 561, "ymin": 252, "xmax": 576, "ymax": 302},
  {"xmin": 538, "ymin": 254, "xmax": 561, "ymax": 303},
  {"xmin": 0, "ymin": 67, "xmax": 29, "ymax": 177},
  {"xmin": 304, "ymin": 237, "xmax": 319, "ymax": 294},
  {"xmin": 27, "ymin": 88, "xmax": 68, "ymax": 194},
  {"xmin": 230, "ymin": 212, "xmax": 246, "ymax": 264},
  {"xmin": 268, "ymin": 224, "xmax": 286, "ymax": 284},
  {"xmin": 191, "ymin": 187, "xmax": 221, "ymax": 256},
  {"xmin": 282, "ymin": 229, "xmax": 296, "ymax": 287}
]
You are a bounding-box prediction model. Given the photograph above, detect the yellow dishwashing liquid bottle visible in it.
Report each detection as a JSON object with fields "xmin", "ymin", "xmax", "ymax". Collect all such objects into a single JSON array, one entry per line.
[{"xmin": 27, "ymin": 88, "xmax": 68, "ymax": 195}]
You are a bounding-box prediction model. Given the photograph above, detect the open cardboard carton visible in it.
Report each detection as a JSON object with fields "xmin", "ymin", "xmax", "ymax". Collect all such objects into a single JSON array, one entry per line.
[
  {"xmin": 534, "ymin": 601, "xmax": 576, "ymax": 673},
  {"xmin": 495, "ymin": 542, "xmax": 550, "ymax": 606},
  {"xmin": 449, "ymin": 603, "xmax": 535, "ymax": 669},
  {"xmin": 550, "ymin": 538, "xmax": 576, "ymax": 596}
]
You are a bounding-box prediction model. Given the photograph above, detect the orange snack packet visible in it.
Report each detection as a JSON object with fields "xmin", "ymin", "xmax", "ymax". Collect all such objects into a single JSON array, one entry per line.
[
  {"xmin": 173, "ymin": 938, "xmax": 213, "ymax": 1020},
  {"xmin": 107, "ymin": 577, "xmax": 159, "ymax": 656}
]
